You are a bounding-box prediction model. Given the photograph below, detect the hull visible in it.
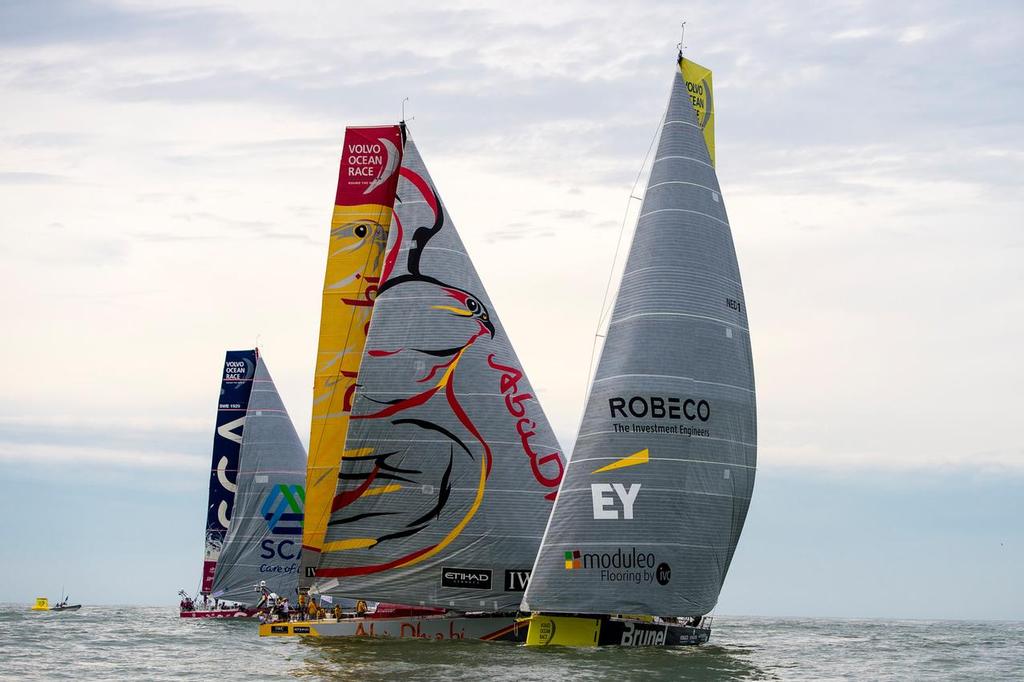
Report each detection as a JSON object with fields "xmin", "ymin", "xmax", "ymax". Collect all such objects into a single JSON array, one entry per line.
[
  {"xmin": 179, "ymin": 609, "xmax": 252, "ymax": 619},
  {"xmin": 50, "ymin": 605, "xmax": 81, "ymax": 612},
  {"xmin": 259, "ymin": 614, "xmax": 523, "ymax": 642},
  {"xmin": 524, "ymin": 614, "xmax": 710, "ymax": 647}
]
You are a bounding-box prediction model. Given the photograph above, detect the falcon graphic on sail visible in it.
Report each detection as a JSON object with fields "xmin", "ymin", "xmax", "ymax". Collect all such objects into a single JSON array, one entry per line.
[{"xmin": 262, "ymin": 126, "xmax": 565, "ymax": 642}]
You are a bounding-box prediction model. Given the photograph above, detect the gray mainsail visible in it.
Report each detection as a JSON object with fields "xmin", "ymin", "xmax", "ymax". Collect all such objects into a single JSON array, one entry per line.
[
  {"xmin": 522, "ymin": 60, "xmax": 756, "ymax": 618},
  {"xmin": 312, "ymin": 132, "xmax": 566, "ymax": 611},
  {"xmin": 210, "ymin": 353, "xmax": 307, "ymax": 605}
]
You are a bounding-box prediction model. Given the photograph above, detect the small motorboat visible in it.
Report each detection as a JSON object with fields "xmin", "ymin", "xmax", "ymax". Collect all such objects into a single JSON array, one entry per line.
[{"xmin": 32, "ymin": 596, "xmax": 81, "ymax": 612}]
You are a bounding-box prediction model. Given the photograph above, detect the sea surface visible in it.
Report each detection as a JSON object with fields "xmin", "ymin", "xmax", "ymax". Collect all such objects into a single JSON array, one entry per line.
[{"xmin": 1, "ymin": 606, "xmax": 1021, "ymax": 680}]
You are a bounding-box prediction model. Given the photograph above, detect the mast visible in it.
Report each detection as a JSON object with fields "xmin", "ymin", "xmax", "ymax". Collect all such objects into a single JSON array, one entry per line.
[
  {"xmin": 311, "ymin": 132, "xmax": 566, "ymax": 611},
  {"xmin": 200, "ymin": 349, "xmax": 257, "ymax": 595},
  {"xmin": 211, "ymin": 353, "xmax": 308, "ymax": 604},
  {"xmin": 522, "ymin": 55, "xmax": 755, "ymax": 617},
  {"xmin": 299, "ymin": 126, "xmax": 404, "ymax": 591}
]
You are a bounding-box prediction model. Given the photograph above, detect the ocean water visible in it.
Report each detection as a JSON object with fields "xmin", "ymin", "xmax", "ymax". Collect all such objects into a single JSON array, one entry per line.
[{"xmin": 1, "ymin": 606, "xmax": 1021, "ymax": 680}]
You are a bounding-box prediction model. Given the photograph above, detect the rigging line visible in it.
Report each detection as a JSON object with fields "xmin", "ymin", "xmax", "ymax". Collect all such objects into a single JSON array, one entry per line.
[
  {"xmin": 595, "ymin": 107, "xmax": 666, "ymax": 333},
  {"xmin": 574, "ymin": 92, "xmax": 670, "ymax": 432}
]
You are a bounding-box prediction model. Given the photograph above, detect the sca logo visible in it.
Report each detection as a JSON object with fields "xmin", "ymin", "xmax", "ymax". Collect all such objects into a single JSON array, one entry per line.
[
  {"xmin": 259, "ymin": 484, "xmax": 304, "ymax": 565},
  {"xmin": 261, "ymin": 484, "xmax": 304, "ymax": 536},
  {"xmin": 590, "ymin": 449, "xmax": 647, "ymax": 520}
]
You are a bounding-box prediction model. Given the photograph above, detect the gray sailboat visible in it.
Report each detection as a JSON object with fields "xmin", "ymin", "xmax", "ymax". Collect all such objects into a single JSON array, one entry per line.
[
  {"xmin": 208, "ymin": 351, "xmax": 307, "ymax": 611},
  {"xmin": 521, "ymin": 52, "xmax": 757, "ymax": 647},
  {"xmin": 261, "ymin": 127, "xmax": 566, "ymax": 641}
]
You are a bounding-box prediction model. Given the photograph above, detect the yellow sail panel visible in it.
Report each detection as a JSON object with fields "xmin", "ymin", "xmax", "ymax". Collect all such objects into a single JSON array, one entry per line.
[
  {"xmin": 301, "ymin": 125, "xmax": 403, "ymax": 587},
  {"xmin": 679, "ymin": 58, "xmax": 715, "ymax": 166}
]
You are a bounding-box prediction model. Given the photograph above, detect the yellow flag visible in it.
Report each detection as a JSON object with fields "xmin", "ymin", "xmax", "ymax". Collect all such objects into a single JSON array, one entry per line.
[{"xmin": 680, "ymin": 58, "xmax": 715, "ymax": 166}]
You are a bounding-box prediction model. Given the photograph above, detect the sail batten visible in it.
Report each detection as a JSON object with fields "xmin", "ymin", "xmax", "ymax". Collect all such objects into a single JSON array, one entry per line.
[
  {"xmin": 522, "ymin": 58, "xmax": 756, "ymax": 618},
  {"xmin": 313, "ymin": 135, "xmax": 565, "ymax": 610}
]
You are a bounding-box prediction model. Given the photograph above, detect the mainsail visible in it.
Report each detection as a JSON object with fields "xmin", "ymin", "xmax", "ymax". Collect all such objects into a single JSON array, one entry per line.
[
  {"xmin": 211, "ymin": 352, "xmax": 307, "ymax": 604},
  {"xmin": 312, "ymin": 132, "xmax": 566, "ymax": 611},
  {"xmin": 522, "ymin": 57, "xmax": 756, "ymax": 617},
  {"xmin": 299, "ymin": 126, "xmax": 404, "ymax": 590},
  {"xmin": 201, "ymin": 349, "xmax": 257, "ymax": 594}
]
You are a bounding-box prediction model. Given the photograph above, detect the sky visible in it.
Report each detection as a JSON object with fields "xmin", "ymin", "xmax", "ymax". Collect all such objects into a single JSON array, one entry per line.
[{"xmin": 0, "ymin": 0, "xmax": 1021, "ymax": 619}]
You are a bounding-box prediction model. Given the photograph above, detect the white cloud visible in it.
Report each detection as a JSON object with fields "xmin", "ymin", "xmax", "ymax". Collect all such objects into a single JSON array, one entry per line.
[
  {"xmin": 830, "ymin": 27, "xmax": 882, "ymax": 41},
  {"xmin": 898, "ymin": 25, "xmax": 928, "ymax": 43}
]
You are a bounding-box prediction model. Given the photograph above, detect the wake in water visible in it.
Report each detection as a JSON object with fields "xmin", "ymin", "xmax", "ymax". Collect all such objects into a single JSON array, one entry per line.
[{"xmin": 1, "ymin": 606, "xmax": 1021, "ymax": 680}]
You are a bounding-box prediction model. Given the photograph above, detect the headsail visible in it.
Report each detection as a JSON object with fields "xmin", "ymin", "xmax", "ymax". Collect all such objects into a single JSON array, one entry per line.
[
  {"xmin": 211, "ymin": 353, "xmax": 307, "ymax": 604},
  {"xmin": 201, "ymin": 350, "xmax": 257, "ymax": 594},
  {"xmin": 313, "ymin": 133, "xmax": 566, "ymax": 611},
  {"xmin": 522, "ymin": 58, "xmax": 756, "ymax": 617},
  {"xmin": 299, "ymin": 126, "xmax": 404, "ymax": 590}
]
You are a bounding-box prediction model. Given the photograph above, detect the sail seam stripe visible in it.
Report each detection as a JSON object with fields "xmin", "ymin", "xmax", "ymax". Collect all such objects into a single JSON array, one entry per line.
[
  {"xmin": 350, "ymin": 438, "xmax": 559, "ymax": 449},
  {"xmin": 348, "ymin": 392, "xmax": 512, "ymax": 398},
  {"xmin": 546, "ymin": 541, "xmax": 722, "ymax": 549},
  {"xmin": 556, "ymin": 487, "xmax": 751, "ymax": 500},
  {"xmin": 638, "ymin": 207, "xmax": 731, "ymax": 228},
  {"xmin": 663, "ymin": 120, "xmax": 700, "ymax": 129},
  {"xmin": 567, "ymin": 457, "xmax": 755, "ymax": 469},
  {"xmin": 609, "ymin": 311, "xmax": 749, "ymax": 331},
  {"xmin": 646, "ymin": 180, "xmax": 719, "ymax": 193},
  {"xmin": 653, "ymin": 154, "xmax": 713, "ymax": 168},
  {"xmin": 593, "ymin": 374, "xmax": 754, "ymax": 393},
  {"xmin": 576, "ymin": 431, "xmax": 756, "ymax": 447},
  {"xmin": 423, "ymin": 246, "xmax": 468, "ymax": 257},
  {"xmin": 620, "ymin": 265, "xmax": 741, "ymax": 287}
]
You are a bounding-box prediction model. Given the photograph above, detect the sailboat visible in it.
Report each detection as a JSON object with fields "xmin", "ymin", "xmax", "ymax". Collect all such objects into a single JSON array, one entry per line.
[
  {"xmin": 261, "ymin": 124, "xmax": 566, "ymax": 640},
  {"xmin": 208, "ymin": 351, "xmax": 308, "ymax": 609},
  {"xmin": 520, "ymin": 52, "xmax": 757, "ymax": 646},
  {"xmin": 181, "ymin": 350, "xmax": 307, "ymax": 618}
]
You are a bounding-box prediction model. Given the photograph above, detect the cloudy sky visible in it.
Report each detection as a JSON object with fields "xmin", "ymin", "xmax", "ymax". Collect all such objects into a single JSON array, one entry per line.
[{"xmin": 1, "ymin": 0, "xmax": 1021, "ymax": 618}]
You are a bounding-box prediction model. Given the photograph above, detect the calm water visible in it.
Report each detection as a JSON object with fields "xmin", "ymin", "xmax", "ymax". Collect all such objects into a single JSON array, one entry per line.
[{"xmin": 1, "ymin": 606, "xmax": 1021, "ymax": 680}]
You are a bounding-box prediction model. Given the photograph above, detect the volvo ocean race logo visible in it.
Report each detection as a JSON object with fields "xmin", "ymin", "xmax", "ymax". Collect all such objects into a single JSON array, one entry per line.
[{"xmin": 345, "ymin": 137, "xmax": 399, "ymax": 195}]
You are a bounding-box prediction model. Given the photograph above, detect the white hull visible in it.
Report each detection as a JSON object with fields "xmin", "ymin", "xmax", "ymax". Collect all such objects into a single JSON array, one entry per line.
[{"xmin": 260, "ymin": 614, "xmax": 523, "ymax": 642}]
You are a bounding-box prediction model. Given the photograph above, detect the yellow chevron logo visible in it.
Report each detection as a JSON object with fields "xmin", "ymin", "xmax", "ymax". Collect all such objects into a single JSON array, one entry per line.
[{"xmin": 591, "ymin": 448, "xmax": 649, "ymax": 474}]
